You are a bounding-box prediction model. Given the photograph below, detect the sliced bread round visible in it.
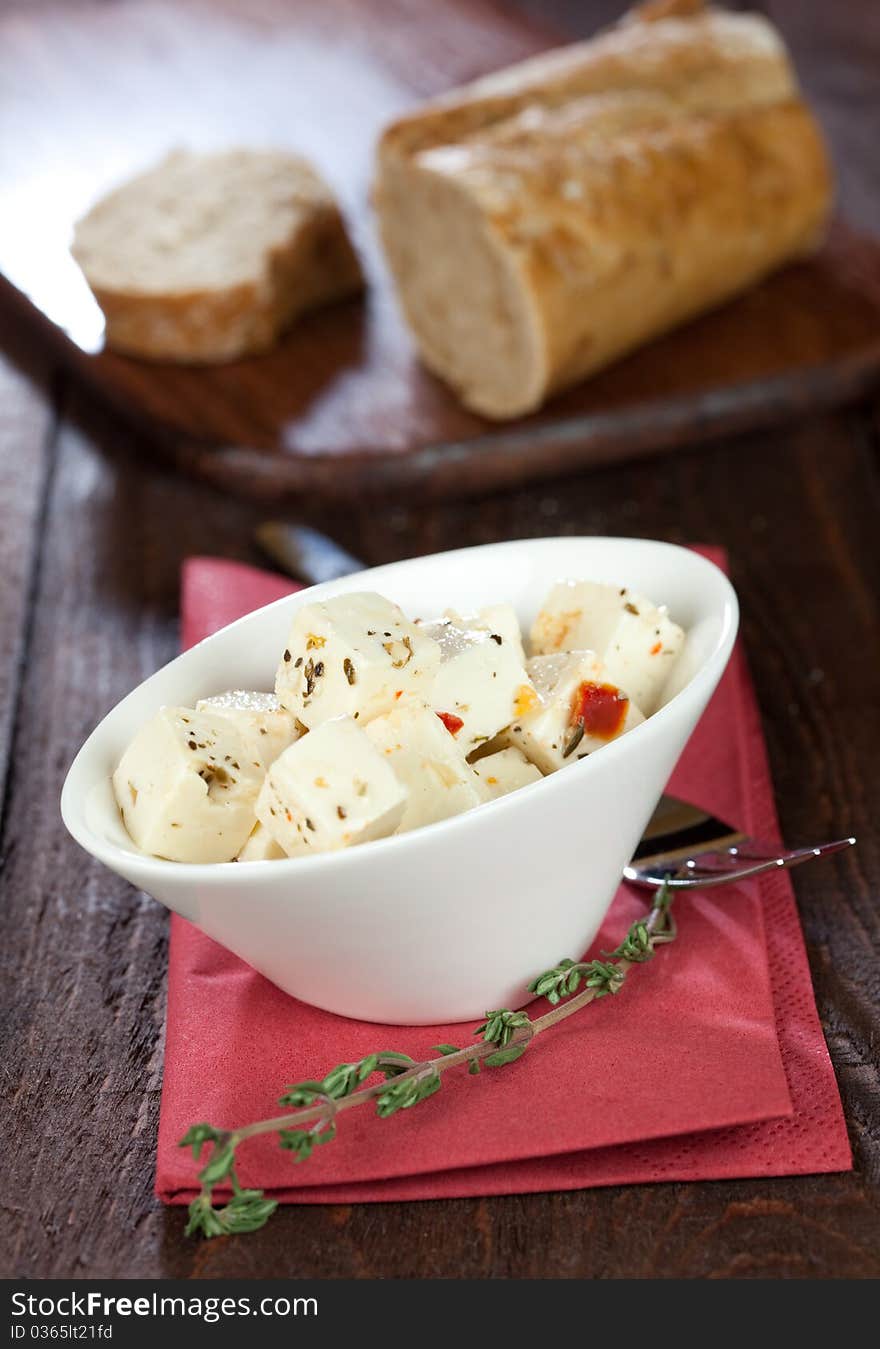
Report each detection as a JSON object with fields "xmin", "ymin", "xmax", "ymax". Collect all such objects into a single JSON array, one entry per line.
[{"xmin": 72, "ymin": 148, "xmax": 363, "ymax": 362}]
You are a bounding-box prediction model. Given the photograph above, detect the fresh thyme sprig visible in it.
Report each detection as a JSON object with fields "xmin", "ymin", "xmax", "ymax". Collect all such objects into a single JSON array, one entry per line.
[{"xmin": 181, "ymin": 884, "xmax": 676, "ymax": 1238}]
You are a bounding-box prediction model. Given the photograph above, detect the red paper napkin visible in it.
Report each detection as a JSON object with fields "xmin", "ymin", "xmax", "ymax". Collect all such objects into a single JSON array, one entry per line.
[{"xmin": 156, "ymin": 553, "xmax": 850, "ymax": 1204}]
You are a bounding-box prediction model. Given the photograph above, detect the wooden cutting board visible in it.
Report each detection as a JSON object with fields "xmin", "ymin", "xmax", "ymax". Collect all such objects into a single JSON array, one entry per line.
[{"xmin": 3, "ymin": 0, "xmax": 880, "ymax": 503}]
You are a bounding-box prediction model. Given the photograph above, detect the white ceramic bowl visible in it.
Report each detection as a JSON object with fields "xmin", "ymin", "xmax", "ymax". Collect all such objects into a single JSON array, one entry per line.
[{"xmin": 62, "ymin": 537, "xmax": 737, "ymax": 1025}]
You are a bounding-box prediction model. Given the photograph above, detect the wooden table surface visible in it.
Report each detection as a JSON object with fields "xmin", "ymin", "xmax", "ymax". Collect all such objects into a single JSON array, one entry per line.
[{"xmin": 2, "ymin": 0, "xmax": 878, "ymax": 1279}]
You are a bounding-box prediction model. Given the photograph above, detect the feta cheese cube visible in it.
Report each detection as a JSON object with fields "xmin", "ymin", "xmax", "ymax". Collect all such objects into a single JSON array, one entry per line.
[
  {"xmin": 472, "ymin": 747, "xmax": 542, "ymax": 800},
  {"xmin": 507, "ymin": 652, "xmax": 645, "ymax": 773},
  {"xmin": 256, "ymin": 716, "xmax": 407, "ymax": 856},
  {"xmin": 600, "ymin": 610, "xmax": 685, "ymax": 716},
  {"xmin": 112, "ymin": 706, "xmax": 264, "ymax": 862},
  {"xmin": 422, "ymin": 618, "xmax": 536, "ymax": 755},
  {"xmin": 275, "ymin": 592, "xmax": 441, "ymax": 730},
  {"xmin": 478, "ymin": 603, "xmax": 527, "ymax": 664},
  {"xmin": 530, "ymin": 580, "xmax": 684, "ymax": 713},
  {"xmin": 365, "ymin": 700, "xmax": 486, "ymax": 833},
  {"xmin": 441, "ymin": 603, "xmax": 526, "ymax": 664},
  {"xmin": 196, "ymin": 689, "xmax": 299, "ymax": 770},
  {"xmin": 237, "ymin": 821, "xmax": 287, "ymax": 862}
]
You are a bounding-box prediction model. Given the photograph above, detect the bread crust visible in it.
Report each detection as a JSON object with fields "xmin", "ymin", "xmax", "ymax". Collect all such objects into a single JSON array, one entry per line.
[{"xmin": 375, "ymin": 1, "xmax": 833, "ymax": 418}]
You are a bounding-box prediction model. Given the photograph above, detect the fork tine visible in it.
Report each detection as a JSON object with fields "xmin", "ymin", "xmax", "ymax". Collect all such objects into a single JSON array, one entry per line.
[
  {"xmin": 692, "ymin": 839, "xmax": 855, "ymax": 885},
  {"xmin": 669, "ymin": 856, "xmax": 801, "ymax": 888},
  {"xmin": 625, "ymin": 835, "xmax": 856, "ymax": 890},
  {"xmin": 808, "ymin": 836, "xmax": 857, "ymax": 857},
  {"xmin": 725, "ymin": 837, "xmax": 856, "ymax": 864},
  {"xmin": 684, "ymin": 837, "xmax": 857, "ymax": 876}
]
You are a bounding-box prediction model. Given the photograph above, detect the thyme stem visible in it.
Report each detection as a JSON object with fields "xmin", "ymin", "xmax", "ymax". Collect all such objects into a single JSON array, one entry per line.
[{"xmin": 229, "ymin": 1030, "xmax": 534, "ymax": 1144}]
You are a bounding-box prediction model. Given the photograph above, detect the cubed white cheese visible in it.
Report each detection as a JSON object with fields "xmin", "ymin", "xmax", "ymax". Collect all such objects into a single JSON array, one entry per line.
[
  {"xmin": 275, "ymin": 592, "xmax": 441, "ymax": 730},
  {"xmin": 255, "ymin": 716, "xmax": 407, "ymax": 856},
  {"xmin": 365, "ymin": 699, "xmax": 486, "ymax": 833},
  {"xmin": 237, "ymin": 821, "xmax": 287, "ymax": 862},
  {"xmin": 196, "ymin": 689, "xmax": 299, "ymax": 771},
  {"xmin": 507, "ymin": 652, "xmax": 645, "ymax": 773},
  {"xmin": 441, "ymin": 603, "xmax": 526, "ymax": 664},
  {"xmin": 471, "ymin": 746, "xmax": 542, "ymax": 800},
  {"xmin": 601, "ymin": 611, "xmax": 685, "ymax": 716},
  {"xmin": 530, "ymin": 580, "xmax": 684, "ymax": 713},
  {"xmin": 112, "ymin": 706, "xmax": 264, "ymax": 862},
  {"xmin": 479, "ymin": 603, "xmax": 528, "ymax": 663},
  {"xmin": 421, "ymin": 618, "xmax": 536, "ymax": 756}
]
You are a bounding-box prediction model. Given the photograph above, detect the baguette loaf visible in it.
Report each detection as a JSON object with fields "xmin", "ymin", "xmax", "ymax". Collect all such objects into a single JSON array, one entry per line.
[
  {"xmin": 375, "ymin": 0, "xmax": 832, "ymax": 419},
  {"xmin": 73, "ymin": 149, "xmax": 363, "ymax": 362}
]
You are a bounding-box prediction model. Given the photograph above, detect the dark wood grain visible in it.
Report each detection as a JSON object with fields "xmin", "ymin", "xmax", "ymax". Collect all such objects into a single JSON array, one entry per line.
[
  {"xmin": 0, "ymin": 316, "xmax": 54, "ymax": 802},
  {"xmin": 1, "ymin": 0, "xmax": 879, "ymax": 503},
  {"xmin": 1, "ymin": 0, "xmax": 879, "ymax": 1280}
]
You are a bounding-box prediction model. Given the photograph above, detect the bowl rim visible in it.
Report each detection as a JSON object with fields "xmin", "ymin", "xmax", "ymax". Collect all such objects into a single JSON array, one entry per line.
[{"xmin": 60, "ymin": 536, "xmax": 739, "ymax": 883}]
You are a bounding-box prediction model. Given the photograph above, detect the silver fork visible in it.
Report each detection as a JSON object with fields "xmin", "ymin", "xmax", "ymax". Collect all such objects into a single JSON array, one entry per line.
[{"xmin": 624, "ymin": 794, "xmax": 856, "ymax": 890}]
